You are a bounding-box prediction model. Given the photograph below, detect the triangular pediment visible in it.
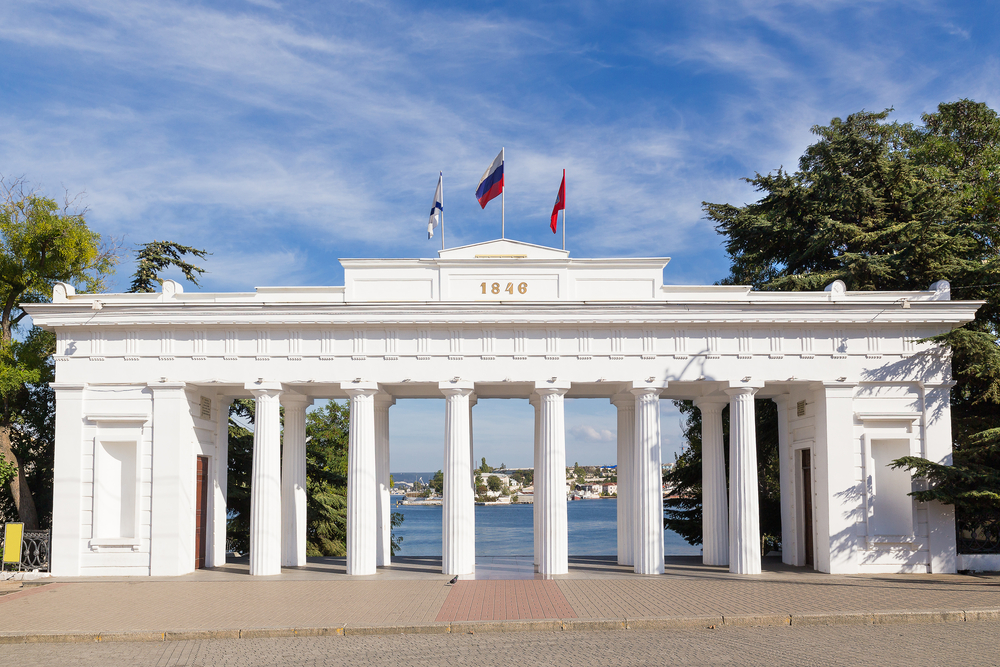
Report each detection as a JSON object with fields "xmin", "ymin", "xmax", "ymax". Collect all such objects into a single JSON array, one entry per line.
[{"xmin": 437, "ymin": 238, "xmax": 570, "ymax": 260}]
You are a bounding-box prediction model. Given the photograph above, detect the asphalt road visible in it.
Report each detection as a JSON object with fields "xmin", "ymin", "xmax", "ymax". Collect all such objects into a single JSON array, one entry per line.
[{"xmin": 2, "ymin": 621, "xmax": 998, "ymax": 667}]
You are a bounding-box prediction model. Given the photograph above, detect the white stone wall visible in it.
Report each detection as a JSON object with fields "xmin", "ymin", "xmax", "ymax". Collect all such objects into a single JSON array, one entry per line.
[{"xmin": 30, "ymin": 243, "xmax": 976, "ymax": 577}]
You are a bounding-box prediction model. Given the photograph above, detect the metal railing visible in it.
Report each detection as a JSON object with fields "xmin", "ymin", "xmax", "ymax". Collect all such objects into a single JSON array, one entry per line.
[
  {"xmin": 20, "ymin": 530, "xmax": 51, "ymax": 571},
  {"xmin": 957, "ymin": 509, "xmax": 1000, "ymax": 554},
  {"xmin": 1, "ymin": 528, "xmax": 50, "ymax": 572}
]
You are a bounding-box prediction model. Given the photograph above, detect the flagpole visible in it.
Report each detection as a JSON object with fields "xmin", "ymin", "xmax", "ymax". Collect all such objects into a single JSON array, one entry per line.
[
  {"xmin": 501, "ymin": 147, "xmax": 505, "ymax": 239},
  {"xmin": 440, "ymin": 172, "xmax": 445, "ymax": 251},
  {"xmin": 562, "ymin": 169, "xmax": 566, "ymax": 251}
]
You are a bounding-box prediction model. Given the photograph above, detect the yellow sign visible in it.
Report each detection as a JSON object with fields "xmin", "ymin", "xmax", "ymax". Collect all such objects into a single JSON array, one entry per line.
[{"xmin": 2, "ymin": 522, "xmax": 23, "ymax": 565}]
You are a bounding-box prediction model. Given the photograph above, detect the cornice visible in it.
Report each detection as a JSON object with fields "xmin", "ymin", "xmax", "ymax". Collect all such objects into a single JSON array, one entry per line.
[{"xmin": 23, "ymin": 299, "xmax": 982, "ymax": 329}]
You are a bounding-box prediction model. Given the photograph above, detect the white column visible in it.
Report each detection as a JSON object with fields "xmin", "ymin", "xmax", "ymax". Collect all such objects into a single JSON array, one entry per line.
[
  {"xmin": 374, "ymin": 393, "xmax": 395, "ymax": 567},
  {"xmin": 281, "ymin": 393, "xmax": 312, "ymax": 568},
  {"xmin": 773, "ymin": 395, "xmax": 795, "ymax": 566},
  {"xmin": 247, "ymin": 382, "xmax": 283, "ymax": 576},
  {"xmin": 725, "ymin": 386, "xmax": 761, "ymax": 575},
  {"xmin": 695, "ymin": 398, "xmax": 728, "ymax": 567},
  {"xmin": 440, "ymin": 381, "xmax": 475, "ymax": 576},
  {"xmin": 530, "ymin": 393, "xmax": 541, "ymax": 567},
  {"xmin": 469, "ymin": 392, "xmax": 477, "ymax": 555},
  {"xmin": 536, "ymin": 381, "xmax": 570, "ymax": 576},
  {"xmin": 210, "ymin": 397, "xmax": 233, "ymax": 568},
  {"xmin": 924, "ymin": 382, "xmax": 957, "ymax": 573},
  {"xmin": 611, "ymin": 393, "xmax": 635, "ymax": 567},
  {"xmin": 631, "ymin": 386, "xmax": 665, "ymax": 575},
  {"xmin": 150, "ymin": 382, "xmax": 196, "ymax": 577},
  {"xmin": 812, "ymin": 382, "xmax": 857, "ymax": 574},
  {"xmin": 49, "ymin": 383, "xmax": 86, "ymax": 577},
  {"xmin": 342, "ymin": 383, "xmax": 379, "ymax": 576}
]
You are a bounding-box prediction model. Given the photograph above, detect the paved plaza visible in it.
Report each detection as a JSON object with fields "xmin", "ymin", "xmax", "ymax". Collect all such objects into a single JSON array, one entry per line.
[
  {"xmin": 0, "ymin": 556, "xmax": 998, "ymax": 644},
  {"xmin": 3, "ymin": 622, "xmax": 1000, "ymax": 667}
]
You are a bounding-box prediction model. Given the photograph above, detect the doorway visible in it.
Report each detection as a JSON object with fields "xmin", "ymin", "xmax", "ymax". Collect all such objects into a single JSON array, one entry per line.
[
  {"xmin": 195, "ymin": 455, "xmax": 209, "ymax": 569},
  {"xmin": 800, "ymin": 448, "xmax": 814, "ymax": 568}
]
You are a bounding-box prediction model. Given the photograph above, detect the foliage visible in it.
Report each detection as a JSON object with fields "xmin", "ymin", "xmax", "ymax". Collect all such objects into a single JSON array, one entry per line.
[
  {"xmin": 486, "ymin": 475, "xmax": 503, "ymax": 492},
  {"xmin": 225, "ymin": 399, "xmax": 255, "ymax": 554},
  {"xmin": 127, "ymin": 240, "xmax": 208, "ymax": 293},
  {"xmin": 703, "ymin": 99, "xmax": 1000, "ymax": 527},
  {"xmin": 0, "ymin": 454, "xmax": 14, "ymax": 489},
  {"xmin": 477, "ymin": 457, "xmax": 492, "ymax": 474},
  {"xmin": 429, "ymin": 470, "xmax": 444, "ymax": 496},
  {"xmin": 0, "ymin": 176, "xmax": 116, "ymax": 528},
  {"xmin": 509, "ymin": 469, "xmax": 533, "ymax": 486},
  {"xmin": 304, "ymin": 401, "xmax": 349, "ymax": 557},
  {"xmin": 228, "ymin": 399, "xmax": 403, "ymax": 558},
  {"xmin": 663, "ymin": 400, "xmax": 782, "ymax": 552}
]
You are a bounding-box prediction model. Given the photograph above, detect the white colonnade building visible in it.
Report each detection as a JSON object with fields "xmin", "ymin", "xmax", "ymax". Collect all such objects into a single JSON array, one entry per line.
[{"xmin": 25, "ymin": 239, "xmax": 979, "ymax": 578}]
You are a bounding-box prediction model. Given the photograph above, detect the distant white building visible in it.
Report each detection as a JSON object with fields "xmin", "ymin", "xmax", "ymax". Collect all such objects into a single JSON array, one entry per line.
[{"xmin": 26, "ymin": 238, "xmax": 974, "ymax": 578}]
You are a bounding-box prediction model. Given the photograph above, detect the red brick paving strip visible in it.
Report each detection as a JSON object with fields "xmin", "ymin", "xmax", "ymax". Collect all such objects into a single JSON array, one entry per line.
[
  {"xmin": 436, "ymin": 580, "xmax": 577, "ymax": 622},
  {"xmin": 0, "ymin": 583, "xmax": 69, "ymax": 605}
]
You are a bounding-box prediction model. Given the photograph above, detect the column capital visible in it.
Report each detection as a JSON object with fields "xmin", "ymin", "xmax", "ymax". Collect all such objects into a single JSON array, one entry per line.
[
  {"xmin": 534, "ymin": 379, "xmax": 570, "ymax": 395},
  {"xmin": 374, "ymin": 391, "xmax": 396, "ymax": 408},
  {"xmin": 724, "ymin": 385, "xmax": 759, "ymax": 397},
  {"xmin": 631, "ymin": 378, "xmax": 668, "ymax": 393},
  {"xmin": 439, "ymin": 380, "xmax": 474, "ymax": 396},
  {"xmin": 341, "ymin": 381, "xmax": 379, "ymax": 397},
  {"xmin": 771, "ymin": 394, "xmax": 790, "ymax": 408},
  {"xmin": 280, "ymin": 392, "xmax": 313, "ymax": 409},
  {"xmin": 693, "ymin": 396, "xmax": 728, "ymax": 411},
  {"xmin": 610, "ymin": 392, "xmax": 635, "ymax": 408},
  {"xmin": 629, "ymin": 386, "xmax": 661, "ymax": 398},
  {"xmin": 245, "ymin": 380, "xmax": 282, "ymax": 398}
]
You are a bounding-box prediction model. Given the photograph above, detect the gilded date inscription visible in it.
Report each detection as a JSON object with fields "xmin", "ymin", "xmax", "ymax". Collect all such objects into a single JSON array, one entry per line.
[{"xmin": 481, "ymin": 281, "xmax": 528, "ymax": 295}]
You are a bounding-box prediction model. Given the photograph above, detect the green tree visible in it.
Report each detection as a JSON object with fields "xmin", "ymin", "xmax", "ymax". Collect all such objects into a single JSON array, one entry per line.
[
  {"xmin": 227, "ymin": 399, "xmax": 403, "ymax": 558},
  {"xmin": 128, "ymin": 240, "xmax": 208, "ymax": 293},
  {"xmin": 304, "ymin": 401, "xmax": 349, "ymax": 557},
  {"xmin": 430, "ymin": 470, "xmax": 444, "ymax": 496},
  {"xmin": 663, "ymin": 400, "xmax": 782, "ymax": 552},
  {"xmin": 699, "ymin": 99, "xmax": 1000, "ymax": 537},
  {"xmin": 478, "ymin": 457, "xmax": 492, "ymax": 474},
  {"xmin": 487, "ymin": 475, "xmax": 503, "ymax": 492},
  {"xmin": 0, "ymin": 176, "xmax": 116, "ymax": 527},
  {"xmin": 225, "ymin": 399, "xmax": 255, "ymax": 554}
]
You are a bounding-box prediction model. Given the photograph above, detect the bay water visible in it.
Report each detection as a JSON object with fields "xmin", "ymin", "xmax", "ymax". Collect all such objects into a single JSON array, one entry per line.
[{"xmin": 393, "ymin": 498, "xmax": 701, "ymax": 557}]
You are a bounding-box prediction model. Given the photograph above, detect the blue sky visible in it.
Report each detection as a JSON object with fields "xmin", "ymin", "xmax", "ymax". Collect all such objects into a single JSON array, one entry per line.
[{"xmin": 3, "ymin": 0, "xmax": 997, "ymax": 469}]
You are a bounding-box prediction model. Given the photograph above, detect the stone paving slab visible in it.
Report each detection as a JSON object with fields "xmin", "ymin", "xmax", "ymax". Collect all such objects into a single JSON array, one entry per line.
[{"xmin": 0, "ymin": 556, "xmax": 997, "ymax": 643}]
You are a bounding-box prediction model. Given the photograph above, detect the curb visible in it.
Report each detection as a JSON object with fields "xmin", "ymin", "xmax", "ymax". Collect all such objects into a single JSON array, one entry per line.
[{"xmin": 0, "ymin": 608, "xmax": 997, "ymax": 644}]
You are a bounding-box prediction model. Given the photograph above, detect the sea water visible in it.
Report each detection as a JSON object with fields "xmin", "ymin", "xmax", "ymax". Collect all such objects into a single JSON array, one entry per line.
[{"xmin": 392, "ymin": 499, "xmax": 701, "ymax": 557}]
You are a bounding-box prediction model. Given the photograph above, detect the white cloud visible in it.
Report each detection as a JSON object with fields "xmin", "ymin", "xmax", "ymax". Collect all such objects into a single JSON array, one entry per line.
[{"xmin": 569, "ymin": 425, "xmax": 616, "ymax": 442}]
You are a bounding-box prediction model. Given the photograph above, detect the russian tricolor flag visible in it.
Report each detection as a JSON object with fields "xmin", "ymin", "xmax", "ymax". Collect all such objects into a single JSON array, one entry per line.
[{"xmin": 475, "ymin": 149, "xmax": 504, "ymax": 209}]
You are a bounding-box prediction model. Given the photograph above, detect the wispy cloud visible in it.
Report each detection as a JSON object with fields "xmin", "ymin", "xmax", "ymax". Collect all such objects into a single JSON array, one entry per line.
[
  {"xmin": 0, "ymin": 0, "xmax": 995, "ymax": 295},
  {"xmin": 569, "ymin": 425, "xmax": 616, "ymax": 443}
]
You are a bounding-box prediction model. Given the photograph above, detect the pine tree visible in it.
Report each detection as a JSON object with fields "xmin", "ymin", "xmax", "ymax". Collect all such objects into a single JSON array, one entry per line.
[
  {"xmin": 689, "ymin": 99, "xmax": 1000, "ymax": 546},
  {"xmin": 127, "ymin": 240, "xmax": 208, "ymax": 293}
]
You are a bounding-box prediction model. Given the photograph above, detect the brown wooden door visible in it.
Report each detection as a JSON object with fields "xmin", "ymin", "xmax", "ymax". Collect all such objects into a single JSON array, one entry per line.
[
  {"xmin": 801, "ymin": 449, "xmax": 814, "ymax": 568},
  {"xmin": 196, "ymin": 456, "xmax": 209, "ymax": 569}
]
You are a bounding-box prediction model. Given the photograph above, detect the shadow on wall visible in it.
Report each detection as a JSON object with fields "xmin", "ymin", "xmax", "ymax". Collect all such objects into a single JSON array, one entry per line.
[{"xmin": 861, "ymin": 347, "xmax": 951, "ymax": 427}]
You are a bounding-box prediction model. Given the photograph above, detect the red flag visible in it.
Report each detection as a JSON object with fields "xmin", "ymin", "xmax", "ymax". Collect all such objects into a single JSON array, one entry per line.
[{"xmin": 550, "ymin": 169, "xmax": 565, "ymax": 233}]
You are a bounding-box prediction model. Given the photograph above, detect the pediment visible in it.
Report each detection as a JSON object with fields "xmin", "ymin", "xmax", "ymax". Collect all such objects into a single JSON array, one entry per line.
[{"xmin": 437, "ymin": 238, "xmax": 570, "ymax": 260}]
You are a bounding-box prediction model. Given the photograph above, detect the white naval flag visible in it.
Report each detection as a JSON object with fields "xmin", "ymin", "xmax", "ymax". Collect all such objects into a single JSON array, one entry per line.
[{"xmin": 428, "ymin": 172, "xmax": 443, "ymax": 239}]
